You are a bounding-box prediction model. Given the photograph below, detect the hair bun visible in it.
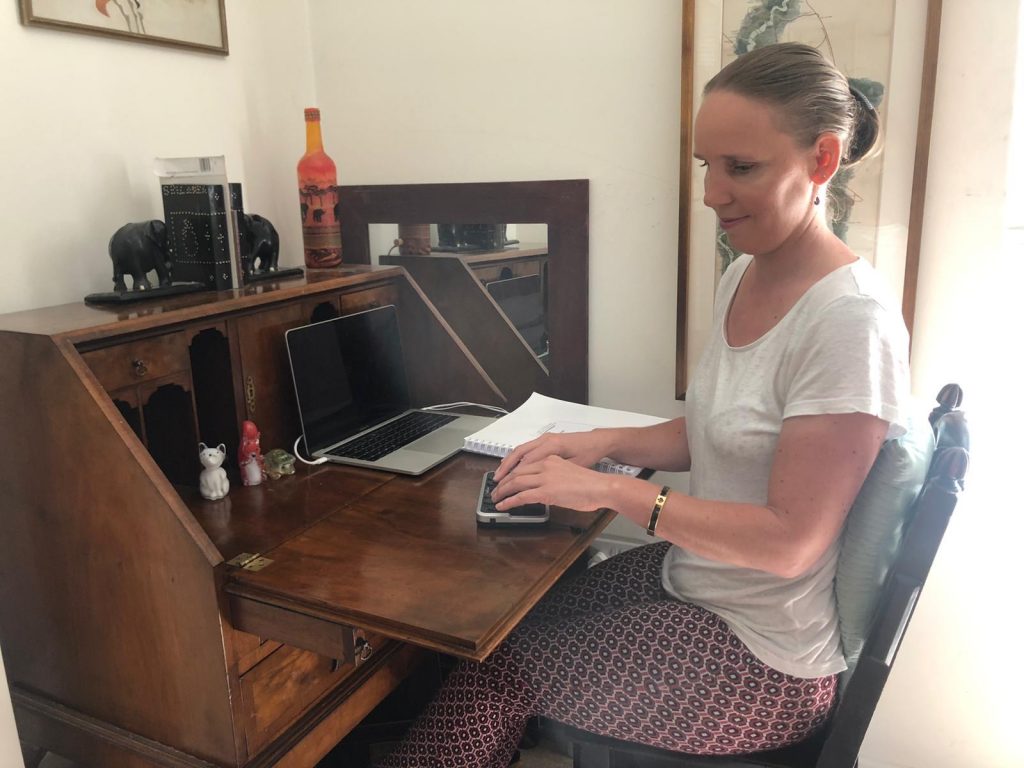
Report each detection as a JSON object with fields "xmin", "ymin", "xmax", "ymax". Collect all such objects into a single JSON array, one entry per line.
[{"xmin": 846, "ymin": 85, "xmax": 880, "ymax": 166}]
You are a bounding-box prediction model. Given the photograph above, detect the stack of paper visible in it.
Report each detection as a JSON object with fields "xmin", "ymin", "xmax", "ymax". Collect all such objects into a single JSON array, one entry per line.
[{"xmin": 462, "ymin": 393, "xmax": 667, "ymax": 476}]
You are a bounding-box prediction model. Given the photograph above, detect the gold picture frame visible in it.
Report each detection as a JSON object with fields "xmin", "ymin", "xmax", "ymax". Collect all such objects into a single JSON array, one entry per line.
[
  {"xmin": 19, "ymin": 0, "xmax": 229, "ymax": 55},
  {"xmin": 675, "ymin": 0, "xmax": 943, "ymax": 398}
]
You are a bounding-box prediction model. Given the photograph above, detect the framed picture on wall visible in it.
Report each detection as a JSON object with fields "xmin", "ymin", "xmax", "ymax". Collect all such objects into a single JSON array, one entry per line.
[
  {"xmin": 675, "ymin": 0, "xmax": 942, "ymax": 398},
  {"xmin": 19, "ymin": 0, "xmax": 229, "ymax": 55}
]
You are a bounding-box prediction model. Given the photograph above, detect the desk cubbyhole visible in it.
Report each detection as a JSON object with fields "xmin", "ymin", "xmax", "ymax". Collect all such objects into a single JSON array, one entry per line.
[
  {"xmin": 189, "ymin": 328, "xmax": 240, "ymax": 481},
  {"xmin": 309, "ymin": 300, "xmax": 340, "ymax": 324},
  {"xmin": 112, "ymin": 394, "xmax": 144, "ymax": 442},
  {"xmin": 143, "ymin": 381, "xmax": 199, "ymax": 486}
]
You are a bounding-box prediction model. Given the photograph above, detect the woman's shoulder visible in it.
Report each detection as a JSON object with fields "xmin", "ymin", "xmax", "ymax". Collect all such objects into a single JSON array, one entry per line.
[
  {"xmin": 784, "ymin": 258, "xmax": 908, "ymax": 353},
  {"xmin": 804, "ymin": 257, "xmax": 902, "ymax": 317}
]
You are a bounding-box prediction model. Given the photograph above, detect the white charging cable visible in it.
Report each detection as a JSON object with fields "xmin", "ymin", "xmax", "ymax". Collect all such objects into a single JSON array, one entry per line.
[{"xmin": 293, "ymin": 434, "xmax": 330, "ymax": 466}]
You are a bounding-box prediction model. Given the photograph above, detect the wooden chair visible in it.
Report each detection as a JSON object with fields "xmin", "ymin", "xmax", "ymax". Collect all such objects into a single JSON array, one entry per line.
[{"xmin": 549, "ymin": 384, "xmax": 969, "ymax": 768}]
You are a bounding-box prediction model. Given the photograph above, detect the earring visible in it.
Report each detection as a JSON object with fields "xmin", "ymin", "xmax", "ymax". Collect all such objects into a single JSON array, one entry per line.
[{"xmin": 814, "ymin": 195, "xmax": 821, "ymax": 206}]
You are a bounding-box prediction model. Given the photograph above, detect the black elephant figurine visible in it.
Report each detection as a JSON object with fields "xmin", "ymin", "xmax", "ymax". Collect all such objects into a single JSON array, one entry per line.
[
  {"xmin": 109, "ymin": 220, "xmax": 170, "ymax": 292},
  {"xmin": 238, "ymin": 214, "xmax": 280, "ymax": 278}
]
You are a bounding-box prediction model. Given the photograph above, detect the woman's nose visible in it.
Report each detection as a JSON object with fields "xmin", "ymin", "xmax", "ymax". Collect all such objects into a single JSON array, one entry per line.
[{"xmin": 703, "ymin": 170, "xmax": 731, "ymax": 209}]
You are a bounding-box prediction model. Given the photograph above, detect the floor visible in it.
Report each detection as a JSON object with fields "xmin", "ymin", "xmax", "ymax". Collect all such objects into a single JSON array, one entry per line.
[
  {"xmin": 37, "ymin": 732, "xmax": 574, "ymax": 767},
  {"xmin": 40, "ymin": 748, "xmax": 571, "ymax": 767},
  {"xmin": 362, "ymin": 733, "xmax": 573, "ymax": 767},
  {"xmin": 514, "ymin": 735, "xmax": 574, "ymax": 767}
]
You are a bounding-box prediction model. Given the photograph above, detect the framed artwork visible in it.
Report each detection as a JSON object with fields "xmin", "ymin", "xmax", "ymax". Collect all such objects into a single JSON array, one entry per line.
[
  {"xmin": 675, "ymin": 0, "xmax": 943, "ymax": 398},
  {"xmin": 19, "ymin": 0, "xmax": 229, "ymax": 55}
]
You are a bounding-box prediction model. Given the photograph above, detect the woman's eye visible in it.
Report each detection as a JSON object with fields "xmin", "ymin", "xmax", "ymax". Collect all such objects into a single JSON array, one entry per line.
[
  {"xmin": 731, "ymin": 163, "xmax": 754, "ymax": 174},
  {"xmin": 698, "ymin": 160, "xmax": 709, "ymax": 168}
]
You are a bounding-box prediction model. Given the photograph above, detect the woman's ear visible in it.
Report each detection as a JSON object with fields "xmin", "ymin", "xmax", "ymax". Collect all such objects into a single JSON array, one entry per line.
[{"xmin": 810, "ymin": 133, "xmax": 843, "ymax": 184}]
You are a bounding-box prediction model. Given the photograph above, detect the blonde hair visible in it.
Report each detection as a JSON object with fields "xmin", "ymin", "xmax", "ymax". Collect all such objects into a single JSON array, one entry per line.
[{"xmin": 705, "ymin": 42, "xmax": 880, "ymax": 168}]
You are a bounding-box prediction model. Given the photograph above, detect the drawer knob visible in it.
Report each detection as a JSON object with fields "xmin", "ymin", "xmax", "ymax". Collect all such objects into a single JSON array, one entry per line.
[
  {"xmin": 131, "ymin": 359, "xmax": 148, "ymax": 377},
  {"xmin": 356, "ymin": 638, "xmax": 374, "ymax": 662}
]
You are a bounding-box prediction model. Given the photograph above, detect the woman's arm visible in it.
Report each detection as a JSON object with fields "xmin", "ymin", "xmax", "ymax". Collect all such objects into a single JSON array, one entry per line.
[
  {"xmin": 493, "ymin": 417, "xmax": 691, "ymax": 482},
  {"xmin": 494, "ymin": 411, "xmax": 887, "ymax": 578},
  {"xmin": 604, "ymin": 417, "xmax": 691, "ymax": 472}
]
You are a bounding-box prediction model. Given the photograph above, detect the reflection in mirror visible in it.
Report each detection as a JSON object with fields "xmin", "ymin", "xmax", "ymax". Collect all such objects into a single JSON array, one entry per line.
[
  {"xmin": 337, "ymin": 180, "xmax": 589, "ymax": 407},
  {"xmin": 370, "ymin": 223, "xmax": 550, "ymax": 364}
]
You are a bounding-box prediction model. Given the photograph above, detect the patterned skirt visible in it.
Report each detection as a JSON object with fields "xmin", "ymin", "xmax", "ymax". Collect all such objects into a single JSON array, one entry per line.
[{"xmin": 377, "ymin": 541, "xmax": 836, "ymax": 768}]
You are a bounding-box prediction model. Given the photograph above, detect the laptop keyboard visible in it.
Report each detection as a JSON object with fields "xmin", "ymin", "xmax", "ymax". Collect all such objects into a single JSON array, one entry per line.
[{"xmin": 330, "ymin": 411, "xmax": 458, "ymax": 461}]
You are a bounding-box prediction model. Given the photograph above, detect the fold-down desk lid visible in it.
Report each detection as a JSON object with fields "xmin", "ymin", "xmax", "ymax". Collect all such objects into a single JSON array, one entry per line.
[{"xmin": 224, "ymin": 454, "xmax": 613, "ymax": 661}]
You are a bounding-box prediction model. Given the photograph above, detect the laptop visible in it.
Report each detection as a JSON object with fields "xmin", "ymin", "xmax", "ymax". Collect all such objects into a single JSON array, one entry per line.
[{"xmin": 285, "ymin": 304, "xmax": 496, "ymax": 475}]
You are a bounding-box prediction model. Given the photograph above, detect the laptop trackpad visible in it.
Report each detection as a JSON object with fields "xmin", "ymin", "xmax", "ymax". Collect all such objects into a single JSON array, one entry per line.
[{"xmin": 405, "ymin": 426, "xmax": 468, "ymax": 454}]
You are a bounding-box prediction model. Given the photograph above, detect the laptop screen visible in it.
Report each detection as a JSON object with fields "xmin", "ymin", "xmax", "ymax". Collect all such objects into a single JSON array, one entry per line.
[{"xmin": 286, "ymin": 305, "xmax": 412, "ymax": 455}]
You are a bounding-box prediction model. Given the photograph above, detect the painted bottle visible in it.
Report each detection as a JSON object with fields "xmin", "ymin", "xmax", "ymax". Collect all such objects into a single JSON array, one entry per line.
[{"xmin": 297, "ymin": 108, "xmax": 342, "ymax": 268}]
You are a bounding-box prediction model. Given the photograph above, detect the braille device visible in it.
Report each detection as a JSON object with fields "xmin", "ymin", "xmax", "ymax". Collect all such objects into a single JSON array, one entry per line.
[{"xmin": 476, "ymin": 471, "xmax": 550, "ymax": 526}]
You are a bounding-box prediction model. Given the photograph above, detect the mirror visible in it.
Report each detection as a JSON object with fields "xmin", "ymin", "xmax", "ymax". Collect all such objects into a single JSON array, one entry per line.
[
  {"xmin": 337, "ymin": 180, "xmax": 588, "ymax": 406},
  {"xmin": 368, "ymin": 223, "xmax": 550, "ymax": 363}
]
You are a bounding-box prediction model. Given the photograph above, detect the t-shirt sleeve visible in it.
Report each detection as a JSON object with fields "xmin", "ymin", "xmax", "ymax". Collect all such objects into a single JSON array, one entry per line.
[{"xmin": 782, "ymin": 295, "xmax": 910, "ymax": 439}]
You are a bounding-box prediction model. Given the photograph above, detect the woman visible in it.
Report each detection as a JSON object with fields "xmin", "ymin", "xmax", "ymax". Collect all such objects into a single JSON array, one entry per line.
[{"xmin": 378, "ymin": 42, "xmax": 909, "ymax": 767}]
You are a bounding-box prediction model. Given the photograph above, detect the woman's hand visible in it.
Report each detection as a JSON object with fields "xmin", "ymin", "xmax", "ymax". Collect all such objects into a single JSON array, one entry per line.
[
  {"xmin": 492, "ymin": 454, "xmax": 614, "ymax": 512},
  {"xmin": 493, "ymin": 429, "xmax": 615, "ymax": 483}
]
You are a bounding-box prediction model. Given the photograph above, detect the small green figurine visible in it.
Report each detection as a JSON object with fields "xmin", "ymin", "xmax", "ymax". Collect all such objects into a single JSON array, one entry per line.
[{"xmin": 263, "ymin": 448, "xmax": 296, "ymax": 480}]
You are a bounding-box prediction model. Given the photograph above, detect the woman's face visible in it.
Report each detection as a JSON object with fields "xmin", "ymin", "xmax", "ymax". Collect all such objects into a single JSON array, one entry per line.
[{"xmin": 694, "ymin": 90, "xmax": 818, "ymax": 256}]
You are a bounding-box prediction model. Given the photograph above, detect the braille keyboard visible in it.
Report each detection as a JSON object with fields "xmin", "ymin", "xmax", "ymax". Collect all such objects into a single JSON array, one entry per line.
[{"xmin": 478, "ymin": 471, "xmax": 549, "ymax": 520}]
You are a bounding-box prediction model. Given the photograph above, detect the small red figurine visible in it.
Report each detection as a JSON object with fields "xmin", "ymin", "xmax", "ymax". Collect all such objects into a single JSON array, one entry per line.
[{"xmin": 238, "ymin": 420, "xmax": 266, "ymax": 487}]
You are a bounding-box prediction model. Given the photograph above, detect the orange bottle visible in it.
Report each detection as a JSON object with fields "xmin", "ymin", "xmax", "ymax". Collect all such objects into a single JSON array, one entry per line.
[{"xmin": 297, "ymin": 108, "xmax": 342, "ymax": 268}]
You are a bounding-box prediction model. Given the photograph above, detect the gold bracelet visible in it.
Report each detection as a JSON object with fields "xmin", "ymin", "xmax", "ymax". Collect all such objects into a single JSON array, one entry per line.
[{"xmin": 646, "ymin": 485, "xmax": 670, "ymax": 536}]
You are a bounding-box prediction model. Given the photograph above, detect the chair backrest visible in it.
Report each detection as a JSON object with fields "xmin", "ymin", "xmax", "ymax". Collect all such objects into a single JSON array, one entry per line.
[
  {"xmin": 834, "ymin": 402, "xmax": 936, "ymax": 683},
  {"xmin": 815, "ymin": 384, "xmax": 970, "ymax": 768}
]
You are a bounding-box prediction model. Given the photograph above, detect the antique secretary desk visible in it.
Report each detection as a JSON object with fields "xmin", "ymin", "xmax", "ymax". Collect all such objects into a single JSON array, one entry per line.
[{"xmin": 0, "ymin": 180, "xmax": 596, "ymax": 767}]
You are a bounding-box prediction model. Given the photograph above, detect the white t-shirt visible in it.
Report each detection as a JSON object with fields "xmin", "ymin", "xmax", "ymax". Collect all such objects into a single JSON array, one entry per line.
[{"xmin": 661, "ymin": 253, "xmax": 910, "ymax": 679}]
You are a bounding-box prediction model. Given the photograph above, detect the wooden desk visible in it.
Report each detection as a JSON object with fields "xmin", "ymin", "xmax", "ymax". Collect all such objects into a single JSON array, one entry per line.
[
  {"xmin": 222, "ymin": 452, "xmax": 605, "ymax": 662},
  {"xmin": 0, "ymin": 269, "xmax": 609, "ymax": 768}
]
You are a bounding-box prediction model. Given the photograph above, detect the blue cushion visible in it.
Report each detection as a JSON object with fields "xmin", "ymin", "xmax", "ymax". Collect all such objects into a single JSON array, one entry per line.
[{"xmin": 835, "ymin": 409, "xmax": 935, "ymax": 682}]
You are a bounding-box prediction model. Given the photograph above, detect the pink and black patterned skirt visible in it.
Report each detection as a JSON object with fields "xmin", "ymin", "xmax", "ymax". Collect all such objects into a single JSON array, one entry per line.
[{"xmin": 378, "ymin": 542, "xmax": 836, "ymax": 768}]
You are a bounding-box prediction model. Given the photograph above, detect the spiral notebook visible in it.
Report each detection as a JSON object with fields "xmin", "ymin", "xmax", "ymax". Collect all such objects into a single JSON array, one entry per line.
[{"xmin": 462, "ymin": 392, "xmax": 668, "ymax": 476}]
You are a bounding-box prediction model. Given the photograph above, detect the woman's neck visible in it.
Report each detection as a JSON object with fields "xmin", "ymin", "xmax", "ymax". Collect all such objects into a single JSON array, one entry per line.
[
  {"xmin": 724, "ymin": 214, "xmax": 856, "ymax": 347},
  {"xmin": 749, "ymin": 212, "xmax": 854, "ymax": 287}
]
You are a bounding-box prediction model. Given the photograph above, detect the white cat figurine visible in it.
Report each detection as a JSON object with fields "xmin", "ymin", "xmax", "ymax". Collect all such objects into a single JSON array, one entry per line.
[{"xmin": 198, "ymin": 443, "xmax": 230, "ymax": 501}]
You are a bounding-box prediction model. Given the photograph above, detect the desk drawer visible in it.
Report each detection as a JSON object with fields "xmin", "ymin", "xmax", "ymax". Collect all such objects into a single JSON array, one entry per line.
[
  {"xmin": 232, "ymin": 628, "xmax": 282, "ymax": 676},
  {"xmin": 81, "ymin": 332, "xmax": 190, "ymax": 392},
  {"xmin": 240, "ymin": 632, "xmax": 382, "ymax": 754}
]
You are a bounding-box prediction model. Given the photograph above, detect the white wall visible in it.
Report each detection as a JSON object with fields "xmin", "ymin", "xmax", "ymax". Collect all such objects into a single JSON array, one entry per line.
[{"xmin": 0, "ymin": 2, "xmax": 1020, "ymax": 767}]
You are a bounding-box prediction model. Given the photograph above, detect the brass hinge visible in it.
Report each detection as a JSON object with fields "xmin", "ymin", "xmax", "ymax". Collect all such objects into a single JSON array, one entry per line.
[{"xmin": 227, "ymin": 552, "xmax": 274, "ymax": 572}]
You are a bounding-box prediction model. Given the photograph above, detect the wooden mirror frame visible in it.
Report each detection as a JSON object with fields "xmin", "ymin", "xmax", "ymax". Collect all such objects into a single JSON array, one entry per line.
[{"xmin": 337, "ymin": 179, "xmax": 590, "ymax": 404}]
